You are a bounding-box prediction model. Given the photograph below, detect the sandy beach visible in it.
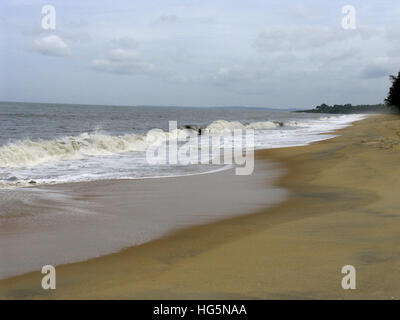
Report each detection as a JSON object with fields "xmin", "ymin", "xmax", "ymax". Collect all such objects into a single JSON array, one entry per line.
[{"xmin": 1, "ymin": 114, "xmax": 400, "ymax": 299}]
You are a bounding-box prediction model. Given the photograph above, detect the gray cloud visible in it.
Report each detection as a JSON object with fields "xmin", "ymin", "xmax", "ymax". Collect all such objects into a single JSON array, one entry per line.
[
  {"xmin": 21, "ymin": 23, "xmax": 91, "ymax": 44},
  {"xmin": 159, "ymin": 14, "xmax": 180, "ymax": 24},
  {"xmin": 91, "ymin": 48, "xmax": 155, "ymax": 75},
  {"xmin": 61, "ymin": 31, "xmax": 91, "ymax": 44},
  {"xmin": 310, "ymin": 48, "xmax": 360, "ymax": 66},
  {"xmin": 361, "ymin": 57, "xmax": 392, "ymax": 79},
  {"xmin": 109, "ymin": 37, "xmax": 138, "ymax": 49},
  {"xmin": 209, "ymin": 66, "xmax": 253, "ymax": 86},
  {"xmin": 288, "ymin": 4, "xmax": 325, "ymax": 20},
  {"xmin": 156, "ymin": 13, "xmax": 215, "ymax": 25},
  {"xmin": 254, "ymin": 25, "xmax": 380, "ymax": 53}
]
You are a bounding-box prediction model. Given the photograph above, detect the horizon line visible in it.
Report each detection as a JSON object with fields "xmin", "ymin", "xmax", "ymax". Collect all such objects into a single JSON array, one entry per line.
[{"xmin": 0, "ymin": 100, "xmax": 299, "ymax": 110}]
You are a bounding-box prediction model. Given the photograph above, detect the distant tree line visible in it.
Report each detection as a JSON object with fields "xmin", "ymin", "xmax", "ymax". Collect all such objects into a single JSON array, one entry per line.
[
  {"xmin": 296, "ymin": 71, "xmax": 400, "ymax": 114},
  {"xmin": 296, "ymin": 103, "xmax": 391, "ymax": 114}
]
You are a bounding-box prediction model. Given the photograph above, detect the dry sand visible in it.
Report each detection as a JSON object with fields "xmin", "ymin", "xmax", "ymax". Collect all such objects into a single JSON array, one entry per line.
[{"xmin": 1, "ymin": 114, "xmax": 400, "ymax": 299}]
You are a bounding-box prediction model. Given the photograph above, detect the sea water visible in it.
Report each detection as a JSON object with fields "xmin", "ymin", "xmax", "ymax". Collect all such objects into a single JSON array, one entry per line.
[{"xmin": 0, "ymin": 102, "xmax": 366, "ymax": 188}]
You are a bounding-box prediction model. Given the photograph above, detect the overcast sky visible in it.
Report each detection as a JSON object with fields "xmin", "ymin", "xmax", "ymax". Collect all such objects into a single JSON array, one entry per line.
[{"xmin": 0, "ymin": 0, "xmax": 399, "ymax": 108}]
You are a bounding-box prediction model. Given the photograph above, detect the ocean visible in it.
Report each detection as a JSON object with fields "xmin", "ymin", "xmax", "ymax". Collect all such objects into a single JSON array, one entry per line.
[{"xmin": 0, "ymin": 101, "xmax": 365, "ymax": 188}]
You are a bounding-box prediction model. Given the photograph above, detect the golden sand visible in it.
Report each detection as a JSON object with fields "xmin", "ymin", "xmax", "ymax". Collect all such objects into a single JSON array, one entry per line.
[{"xmin": 1, "ymin": 114, "xmax": 400, "ymax": 299}]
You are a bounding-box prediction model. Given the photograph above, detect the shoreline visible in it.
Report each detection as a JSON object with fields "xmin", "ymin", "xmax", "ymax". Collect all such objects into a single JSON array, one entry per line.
[
  {"xmin": 0, "ymin": 159, "xmax": 287, "ymax": 280},
  {"xmin": 2, "ymin": 114, "xmax": 400, "ymax": 299}
]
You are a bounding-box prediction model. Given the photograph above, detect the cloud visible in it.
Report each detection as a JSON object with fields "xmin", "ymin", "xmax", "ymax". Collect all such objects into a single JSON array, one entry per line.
[
  {"xmin": 310, "ymin": 48, "xmax": 360, "ymax": 66},
  {"xmin": 159, "ymin": 14, "xmax": 180, "ymax": 23},
  {"xmin": 288, "ymin": 4, "xmax": 325, "ymax": 20},
  {"xmin": 109, "ymin": 37, "xmax": 138, "ymax": 49},
  {"xmin": 31, "ymin": 35, "xmax": 70, "ymax": 56},
  {"xmin": 91, "ymin": 48, "xmax": 155, "ymax": 75},
  {"xmin": 254, "ymin": 25, "xmax": 380, "ymax": 53},
  {"xmin": 210, "ymin": 66, "xmax": 253, "ymax": 85},
  {"xmin": 361, "ymin": 57, "xmax": 392, "ymax": 79},
  {"xmin": 21, "ymin": 24, "xmax": 91, "ymax": 46},
  {"xmin": 61, "ymin": 31, "xmax": 91, "ymax": 44},
  {"xmin": 385, "ymin": 26, "xmax": 400, "ymax": 57}
]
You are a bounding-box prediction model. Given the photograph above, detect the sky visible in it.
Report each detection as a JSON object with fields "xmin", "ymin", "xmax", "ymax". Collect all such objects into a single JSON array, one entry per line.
[{"xmin": 0, "ymin": 0, "xmax": 399, "ymax": 108}]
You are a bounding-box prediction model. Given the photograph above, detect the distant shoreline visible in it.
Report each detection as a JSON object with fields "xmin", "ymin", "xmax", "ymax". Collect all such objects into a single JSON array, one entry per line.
[{"xmin": 296, "ymin": 103, "xmax": 392, "ymax": 114}]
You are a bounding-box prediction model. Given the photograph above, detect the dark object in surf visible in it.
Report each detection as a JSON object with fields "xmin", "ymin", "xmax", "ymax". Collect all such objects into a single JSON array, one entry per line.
[
  {"xmin": 29, "ymin": 180, "xmax": 37, "ymax": 184},
  {"xmin": 183, "ymin": 124, "xmax": 203, "ymax": 135},
  {"xmin": 385, "ymin": 71, "xmax": 400, "ymax": 111}
]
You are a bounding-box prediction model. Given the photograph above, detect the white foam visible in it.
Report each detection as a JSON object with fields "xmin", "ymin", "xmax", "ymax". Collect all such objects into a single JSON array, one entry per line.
[
  {"xmin": 0, "ymin": 114, "xmax": 368, "ymax": 188},
  {"xmin": 245, "ymin": 121, "xmax": 280, "ymax": 129},
  {"xmin": 0, "ymin": 128, "xmax": 197, "ymax": 168}
]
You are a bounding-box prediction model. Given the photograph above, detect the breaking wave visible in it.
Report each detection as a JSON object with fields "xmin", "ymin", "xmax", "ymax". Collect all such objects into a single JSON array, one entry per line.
[
  {"xmin": 0, "ymin": 119, "xmax": 283, "ymax": 168},
  {"xmin": 0, "ymin": 129, "xmax": 189, "ymax": 168}
]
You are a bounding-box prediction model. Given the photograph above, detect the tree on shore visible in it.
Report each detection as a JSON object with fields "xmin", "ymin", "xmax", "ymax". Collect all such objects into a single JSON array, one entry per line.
[{"xmin": 385, "ymin": 71, "xmax": 400, "ymax": 110}]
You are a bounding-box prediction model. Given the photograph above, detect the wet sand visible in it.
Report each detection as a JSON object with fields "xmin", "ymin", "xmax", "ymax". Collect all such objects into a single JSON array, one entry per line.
[
  {"xmin": 0, "ymin": 160, "xmax": 286, "ymax": 279},
  {"xmin": 1, "ymin": 114, "xmax": 400, "ymax": 299}
]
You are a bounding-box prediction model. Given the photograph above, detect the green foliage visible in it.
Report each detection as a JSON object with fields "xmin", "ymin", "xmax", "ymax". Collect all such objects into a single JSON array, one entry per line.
[
  {"xmin": 297, "ymin": 103, "xmax": 390, "ymax": 114},
  {"xmin": 297, "ymin": 72, "xmax": 400, "ymax": 114},
  {"xmin": 385, "ymin": 72, "xmax": 400, "ymax": 110}
]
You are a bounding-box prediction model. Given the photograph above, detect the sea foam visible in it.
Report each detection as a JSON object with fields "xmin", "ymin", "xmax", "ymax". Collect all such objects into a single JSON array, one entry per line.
[
  {"xmin": 0, "ymin": 120, "xmax": 281, "ymax": 168},
  {"xmin": 0, "ymin": 115, "xmax": 367, "ymax": 188}
]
